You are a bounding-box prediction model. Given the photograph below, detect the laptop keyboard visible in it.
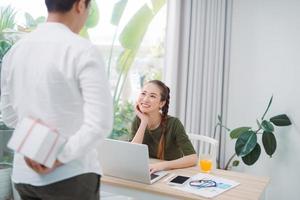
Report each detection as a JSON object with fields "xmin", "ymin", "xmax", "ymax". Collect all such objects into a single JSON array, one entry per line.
[{"xmin": 150, "ymin": 173, "xmax": 159, "ymax": 180}]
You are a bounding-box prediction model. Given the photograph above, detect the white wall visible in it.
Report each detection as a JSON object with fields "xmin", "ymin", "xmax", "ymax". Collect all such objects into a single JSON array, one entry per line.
[{"xmin": 226, "ymin": 0, "xmax": 300, "ymax": 199}]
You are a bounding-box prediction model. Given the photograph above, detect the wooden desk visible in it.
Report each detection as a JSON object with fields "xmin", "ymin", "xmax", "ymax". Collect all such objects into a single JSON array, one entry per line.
[{"xmin": 101, "ymin": 165, "xmax": 269, "ymax": 200}]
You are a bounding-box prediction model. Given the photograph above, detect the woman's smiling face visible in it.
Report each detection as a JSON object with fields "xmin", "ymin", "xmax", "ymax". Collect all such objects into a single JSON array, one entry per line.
[{"xmin": 137, "ymin": 83, "xmax": 165, "ymax": 114}]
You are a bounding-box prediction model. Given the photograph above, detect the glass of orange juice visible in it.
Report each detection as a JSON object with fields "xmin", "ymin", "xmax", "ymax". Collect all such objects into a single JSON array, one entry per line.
[{"xmin": 199, "ymin": 154, "xmax": 213, "ymax": 173}]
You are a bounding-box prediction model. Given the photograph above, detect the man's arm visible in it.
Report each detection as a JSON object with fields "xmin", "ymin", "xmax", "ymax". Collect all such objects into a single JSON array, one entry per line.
[{"xmin": 58, "ymin": 46, "xmax": 113, "ymax": 163}]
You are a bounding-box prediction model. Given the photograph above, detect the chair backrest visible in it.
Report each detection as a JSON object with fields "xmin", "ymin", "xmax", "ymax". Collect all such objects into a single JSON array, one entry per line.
[{"xmin": 187, "ymin": 133, "xmax": 218, "ymax": 170}]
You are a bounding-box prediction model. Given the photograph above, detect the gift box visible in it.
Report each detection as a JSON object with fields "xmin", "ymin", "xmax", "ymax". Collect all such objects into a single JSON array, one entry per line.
[{"xmin": 7, "ymin": 117, "xmax": 66, "ymax": 168}]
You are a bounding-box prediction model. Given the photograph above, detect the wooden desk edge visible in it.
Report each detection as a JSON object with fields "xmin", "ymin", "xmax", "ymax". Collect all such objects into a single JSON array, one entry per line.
[{"xmin": 101, "ymin": 168, "xmax": 270, "ymax": 200}]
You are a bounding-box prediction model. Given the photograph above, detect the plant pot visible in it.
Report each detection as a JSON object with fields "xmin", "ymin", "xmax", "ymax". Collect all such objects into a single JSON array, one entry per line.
[{"xmin": 0, "ymin": 164, "xmax": 12, "ymax": 200}]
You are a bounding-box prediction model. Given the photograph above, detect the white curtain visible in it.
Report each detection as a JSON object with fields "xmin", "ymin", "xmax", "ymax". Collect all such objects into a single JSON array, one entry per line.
[{"xmin": 164, "ymin": 0, "xmax": 232, "ymax": 168}]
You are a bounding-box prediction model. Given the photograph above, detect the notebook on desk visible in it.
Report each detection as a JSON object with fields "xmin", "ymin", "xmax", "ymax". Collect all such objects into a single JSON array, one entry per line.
[
  {"xmin": 172, "ymin": 173, "xmax": 240, "ymax": 198},
  {"xmin": 99, "ymin": 138, "xmax": 168, "ymax": 184}
]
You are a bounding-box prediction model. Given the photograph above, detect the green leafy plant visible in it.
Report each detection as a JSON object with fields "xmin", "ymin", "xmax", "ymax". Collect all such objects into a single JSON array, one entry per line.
[
  {"xmin": 0, "ymin": 6, "xmax": 17, "ymax": 63},
  {"xmin": 111, "ymin": 0, "xmax": 166, "ymax": 104},
  {"xmin": 110, "ymin": 101, "xmax": 135, "ymax": 141},
  {"xmin": 224, "ymin": 96, "xmax": 292, "ymax": 169},
  {"xmin": 107, "ymin": 0, "xmax": 128, "ymax": 78},
  {"xmin": 77, "ymin": 0, "xmax": 166, "ymax": 139},
  {"xmin": 106, "ymin": 0, "xmax": 166, "ymax": 139}
]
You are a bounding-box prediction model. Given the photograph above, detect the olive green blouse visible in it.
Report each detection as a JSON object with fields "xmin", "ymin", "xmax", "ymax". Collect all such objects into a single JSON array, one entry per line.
[{"xmin": 131, "ymin": 116, "xmax": 196, "ymax": 160}]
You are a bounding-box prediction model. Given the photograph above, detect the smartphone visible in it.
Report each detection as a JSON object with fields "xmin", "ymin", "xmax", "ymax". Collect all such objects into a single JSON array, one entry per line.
[{"xmin": 168, "ymin": 175, "xmax": 190, "ymax": 186}]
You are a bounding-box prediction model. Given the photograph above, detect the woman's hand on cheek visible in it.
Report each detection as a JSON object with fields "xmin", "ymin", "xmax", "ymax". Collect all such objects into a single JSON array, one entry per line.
[{"xmin": 135, "ymin": 104, "xmax": 149, "ymax": 123}]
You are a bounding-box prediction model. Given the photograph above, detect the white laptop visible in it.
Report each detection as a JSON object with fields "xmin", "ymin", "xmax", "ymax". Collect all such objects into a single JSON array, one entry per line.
[{"xmin": 99, "ymin": 139, "xmax": 168, "ymax": 184}]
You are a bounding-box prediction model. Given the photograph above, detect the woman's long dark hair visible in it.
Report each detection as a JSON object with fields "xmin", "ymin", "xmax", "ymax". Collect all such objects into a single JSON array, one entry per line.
[{"xmin": 147, "ymin": 80, "xmax": 170, "ymax": 160}]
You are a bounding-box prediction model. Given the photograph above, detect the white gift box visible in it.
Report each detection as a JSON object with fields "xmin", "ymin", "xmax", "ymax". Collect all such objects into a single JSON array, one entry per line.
[{"xmin": 7, "ymin": 117, "xmax": 66, "ymax": 168}]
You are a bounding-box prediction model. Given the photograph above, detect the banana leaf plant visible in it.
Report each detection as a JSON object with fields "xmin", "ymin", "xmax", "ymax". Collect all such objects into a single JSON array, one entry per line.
[
  {"xmin": 77, "ymin": 0, "xmax": 166, "ymax": 139},
  {"xmin": 224, "ymin": 96, "xmax": 292, "ymax": 169},
  {"xmin": 112, "ymin": 0, "xmax": 166, "ymax": 104},
  {"xmin": 107, "ymin": 0, "xmax": 166, "ymax": 139},
  {"xmin": 107, "ymin": 0, "xmax": 128, "ymax": 78}
]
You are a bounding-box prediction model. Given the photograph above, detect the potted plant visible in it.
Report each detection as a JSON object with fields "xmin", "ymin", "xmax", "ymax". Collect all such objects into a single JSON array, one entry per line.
[{"xmin": 218, "ymin": 96, "xmax": 292, "ymax": 170}]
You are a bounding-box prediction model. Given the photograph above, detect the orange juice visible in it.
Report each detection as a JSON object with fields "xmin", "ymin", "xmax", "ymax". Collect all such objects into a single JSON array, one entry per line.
[{"xmin": 199, "ymin": 159, "xmax": 212, "ymax": 173}]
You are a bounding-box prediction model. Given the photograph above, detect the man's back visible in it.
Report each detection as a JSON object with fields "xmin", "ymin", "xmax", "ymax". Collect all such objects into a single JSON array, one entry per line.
[
  {"xmin": 4, "ymin": 23, "xmax": 91, "ymax": 135},
  {"xmin": 1, "ymin": 22, "xmax": 113, "ymax": 185},
  {"xmin": 1, "ymin": 1, "xmax": 112, "ymax": 199}
]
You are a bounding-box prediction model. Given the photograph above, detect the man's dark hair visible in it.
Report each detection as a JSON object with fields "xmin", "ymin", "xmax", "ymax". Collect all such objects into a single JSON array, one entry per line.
[{"xmin": 45, "ymin": 0, "xmax": 91, "ymax": 13}]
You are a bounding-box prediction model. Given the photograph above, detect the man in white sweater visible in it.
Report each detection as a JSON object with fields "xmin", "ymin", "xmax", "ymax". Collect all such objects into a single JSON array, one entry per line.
[{"xmin": 0, "ymin": 0, "xmax": 113, "ymax": 199}]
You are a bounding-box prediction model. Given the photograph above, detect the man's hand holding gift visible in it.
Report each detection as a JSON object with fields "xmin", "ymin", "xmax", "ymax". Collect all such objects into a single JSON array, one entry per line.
[{"xmin": 24, "ymin": 157, "xmax": 63, "ymax": 174}]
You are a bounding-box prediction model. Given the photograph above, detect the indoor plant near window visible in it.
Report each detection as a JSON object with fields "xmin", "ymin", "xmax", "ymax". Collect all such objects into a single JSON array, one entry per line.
[
  {"xmin": 74, "ymin": 0, "xmax": 167, "ymax": 140},
  {"xmin": 220, "ymin": 96, "xmax": 292, "ymax": 170},
  {"xmin": 106, "ymin": 0, "xmax": 166, "ymax": 139}
]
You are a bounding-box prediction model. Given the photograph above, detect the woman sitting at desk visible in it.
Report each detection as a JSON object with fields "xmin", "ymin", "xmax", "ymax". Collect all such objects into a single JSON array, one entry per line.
[{"xmin": 131, "ymin": 80, "xmax": 197, "ymax": 173}]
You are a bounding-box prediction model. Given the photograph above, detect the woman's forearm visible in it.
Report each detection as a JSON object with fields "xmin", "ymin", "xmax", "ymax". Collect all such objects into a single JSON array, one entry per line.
[
  {"xmin": 149, "ymin": 154, "xmax": 198, "ymax": 173},
  {"xmin": 131, "ymin": 121, "xmax": 148, "ymax": 143},
  {"xmin": 163, "ymin": 154, "xmax": 198, "ymax": 170}
]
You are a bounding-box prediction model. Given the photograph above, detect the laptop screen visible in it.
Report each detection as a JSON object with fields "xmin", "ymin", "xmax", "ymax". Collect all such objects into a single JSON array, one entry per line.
[
  {"xmin": 99, "ymin": 139, "xmax": 167, "ymax": 184},
  {"xmin": 99, "ymin": 139, "xmax": 152, "ymax": 184}
]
